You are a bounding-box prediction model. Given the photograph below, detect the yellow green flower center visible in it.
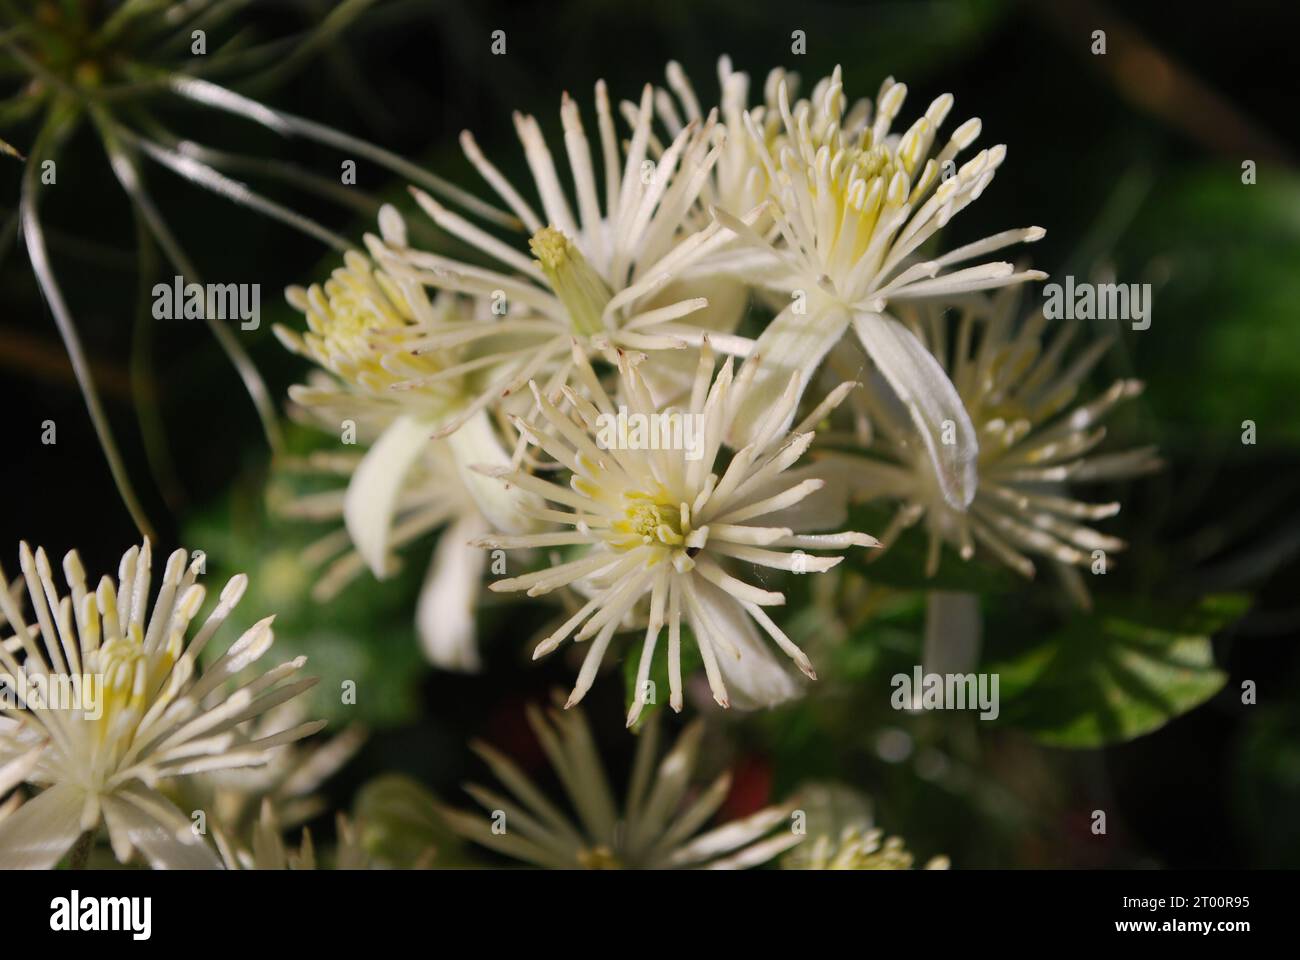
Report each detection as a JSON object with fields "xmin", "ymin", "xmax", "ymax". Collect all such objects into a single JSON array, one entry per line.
[
  {"xmin": 530, "ymin": 226, "xmax": 611, "ymax": 337},
  {"xmin": 577, "ymin": 845, "xmax": 622, "ymax": 869},
  {"xmin": 610, "ymin": 489, "xmax": 687, "ymax": 550}
]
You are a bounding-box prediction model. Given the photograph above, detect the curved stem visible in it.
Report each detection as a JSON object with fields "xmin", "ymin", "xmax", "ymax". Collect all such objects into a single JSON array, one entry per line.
[
  {"xmin": 21, "ymin": 112, "xmax": 157, "ymax": 539},
  {"xmin": 94, "ymin": 110, "xmax": 285, "ymax": 454},
  {"xmin": 168, "ymin": 75, "xmax": 520, "ymax": 230},
  {"xmin": 128, "ymin": 206, "xmax": 187, "ymax": 509}
]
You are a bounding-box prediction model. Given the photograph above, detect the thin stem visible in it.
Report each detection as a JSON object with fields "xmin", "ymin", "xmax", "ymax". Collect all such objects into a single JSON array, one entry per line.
[
  {"xmin": 68, "ymin": 830, "xmax": 94, "ymax": 870},
  {"xmin": 94, "ymin": 110, "xmax": 286, "ymax": 454},
  {"xmin": 239, "ymin": 0, "xmax": 381, "ymax": 94},
  {"xmin": 120, "ymin": 125, "xmax": 351, "ymax": 252},
  {"xmin": 128, "ymin": 204, "xmax": 187, "ymax": 510},
  {"xmin": 21, "ymin": 111, "xmax": 157, "ymax": 539},
  {"xmin": 168, "ymin": 75, "xmax": 520, "ymax": 230}
]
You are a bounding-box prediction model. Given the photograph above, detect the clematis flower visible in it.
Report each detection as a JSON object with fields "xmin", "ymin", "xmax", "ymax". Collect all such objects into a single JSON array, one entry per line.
[
  {"xmin": 275, "ymin": 241, "xmax": 540, "ymax": 669},
  {"xmin": 215, "ymin": 799, "xmax": 374, "ymax": 871},
  {"xmin": 719, "ymin": 66, "xmax": 1045, "ymax": 510},
  {"xmin": 784, "ymin": 825, "xmax": 950, "ymax": 870},
  {"xmin": 473, "ymin": 342, "xmax": 874, "ymax": 723},
  {"xmin": 438, "ymin": 701, "xmax": 802, "ymax": 869},
  {"xmin": 366, "ymin": 80, "xmax": 761, "ymax": 437},
  {"xmin": 821, "ymin": 289, "xmax": 1162, "ymax": 605},
  {"xmin": 0, "ymin": 541, "xmax": 323, "ymax": 869}
]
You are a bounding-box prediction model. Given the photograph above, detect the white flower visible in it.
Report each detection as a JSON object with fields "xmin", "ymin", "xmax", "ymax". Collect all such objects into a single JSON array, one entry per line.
[
  {"xmin": 274, "ymin": 241, "xmax": 474, "ymax": 423},
  {"xmin": 474, "ymin": 342, "xmax": 874, "ymax": 723},
  {"xmin": 825, "ymin": 291, "xmax": 1161, "ymax": 604},
  {"xmin": 647, "ymin": 56, "xmax": 792, "ymax": 227},
  {"xmin": 275, "ymin": 414, "xmax": 523, "ymax": 671},
  {"xmin": 784, "ymin": 825, "xmax": 950, "ymax": 870},
  {"xmin": 276, "ymin": 249, "xmax": 540, "ymax": 669},
  {"xmin": 366, "ymin": 81, "xmax": 758, "ymax": 439},
  {"xmin": 0, "ymin": 541, "xmax": 324, "ymax": 869},
  {"xmin": 215, "ymin": 799, "xmax": 373, "ymax": 870},
  {"xmin": 438, "ymin": 701, "xmax": 801, "ymax": 869},
  {"xmin": 171, "ymin": 702, "xmax": 365, "ymax": 843},
  {"xmin": 721, "ymin": 66, "xmax": 1045, "ymax": 511}
]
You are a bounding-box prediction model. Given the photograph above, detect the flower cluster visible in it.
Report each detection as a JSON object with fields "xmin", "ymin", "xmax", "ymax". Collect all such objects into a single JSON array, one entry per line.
[{"xmin": 274, "ymin": 55, "xmax": 1152, "ymax": 717}]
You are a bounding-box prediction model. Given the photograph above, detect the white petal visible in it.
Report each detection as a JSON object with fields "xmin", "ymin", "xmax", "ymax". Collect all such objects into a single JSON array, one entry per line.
[
  {"xmin": 418, "ymin": 515, "xmax": 489, "ymax": 671},
  {"xmin": 728, "ymin": 301, "xmax": 852, "ymax": 446},
  {"xmin": 100, "ymin": 785, "xmax": 222, "ymax": 870},
  {"xmin": 344, "ymin": 414, "xmax": 436, "ymax": 578},
  {"xmin": 0, "ymin": 782, "xmax": 86, "ymax": 869},
  {"xmin": 852, "ymin": 310, "xmax": 978, "ymax": 508},
  {"xmin": 447, "ymin": 409, "xmax": 541, "ymax": 535},
  {"xmin": 0, "ymin": 745, "xmax": 44, "ymax": 796},
  {"xmin": 693, "ymin": 580, "xmax": 801, "ymax": 710}
]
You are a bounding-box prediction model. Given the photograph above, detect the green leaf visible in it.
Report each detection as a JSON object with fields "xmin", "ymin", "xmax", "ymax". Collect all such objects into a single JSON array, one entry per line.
[{"xmin": 985, "ymin": 594, "xmax": 1249, "ymax": 747}]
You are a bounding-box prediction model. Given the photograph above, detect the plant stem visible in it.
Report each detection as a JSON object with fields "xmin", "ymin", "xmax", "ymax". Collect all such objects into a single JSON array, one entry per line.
[{"xmin": 69, "ymin": 831, "xmax": 94, "ymax": 870}]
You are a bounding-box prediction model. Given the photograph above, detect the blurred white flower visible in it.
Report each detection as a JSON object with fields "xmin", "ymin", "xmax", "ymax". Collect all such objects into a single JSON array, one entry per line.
[
  {"xmin": 439, "ymin": 701, "xmax": 801, "ymax": 869},
  {"xmin": 825, "ymin": 290, "xmax": 1161, "ymax": 604},
  {"xmin": 172, "ymin": 702, "xmax": 365, "ymax": 842},
  {"xmin": 215, "ymin": 799, "xmax": 374, "ymax": 870},
  {"xmin": 475, "ymin": 343, "xmax": 874, "ymax": 722},
  {"xmin": 785, "ymin": 825, "xmax": 950, "ymax": 870},
  {"xmin": 0, "ymin": 541, "xmax": 323, "ymax": 869}
]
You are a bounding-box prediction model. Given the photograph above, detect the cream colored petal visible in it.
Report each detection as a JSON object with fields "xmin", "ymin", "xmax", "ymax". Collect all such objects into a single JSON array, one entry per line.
[
  {"xmin": 417, "ymin": 515, "xmax": 489, "ymax": 671},
  {"xmin": 0, "ymin": 781, "xmax": 85, "ymax": 869},
  {"xmin": 728, "ymin": 300, "xmax": 852, "ymax": 446},
  {"xmin": 101, "ymin": 784, "xmax": 222, "ymax": 870},
  {"xmin": 344, "ymin": 414, "xmax": 438, "ymax": 578},
  {"xmin": 852, "ymin": 310, "xmax": 978, "ymax": 509},
  {"xmin": 692, "ymin": 580, "xmax": 801, "ymax": 710},
  {"xmin": 447, "ymin": 409, "xmax": 542, "ymax": 535}
]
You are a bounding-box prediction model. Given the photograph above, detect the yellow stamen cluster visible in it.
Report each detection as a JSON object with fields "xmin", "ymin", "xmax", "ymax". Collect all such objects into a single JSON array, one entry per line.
[
  {"xmin": 611, "ymin": 489, "xmax": 688, "ymax": 550},
  {"xmin": 281, "ymin": 252, "xmax": 451, "ymax": 397}
]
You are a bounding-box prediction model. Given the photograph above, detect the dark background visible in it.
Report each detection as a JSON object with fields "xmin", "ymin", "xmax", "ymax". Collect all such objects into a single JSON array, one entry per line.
[{"xmin": 2, "ymin": 0, "xmax": 1298, "ymax": 867}]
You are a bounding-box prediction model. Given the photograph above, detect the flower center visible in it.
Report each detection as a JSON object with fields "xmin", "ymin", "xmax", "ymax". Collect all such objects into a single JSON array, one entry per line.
[
  {"xmin": 610, "ymin": 489, "xmax": 687, "ymax": 550},
  {"xmin": 530, "ymin": 226, "xmax": 611, "ymax": 337},
  {"xmin": 577, "ymin": 845, "xmax": 622, "ymax": 869}
]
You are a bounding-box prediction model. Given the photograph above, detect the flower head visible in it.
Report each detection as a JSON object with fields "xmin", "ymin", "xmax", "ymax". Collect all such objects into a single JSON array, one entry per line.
[
  {"xmin": 438, "ymin": 701, "xmax": 801, "ymax": 869},
  {"xmin": 276, "ymin": 242, "xmax": 542, "ymax": 669},
  {"xmin": 216, "ymin": 800, "xmax": 374, "ymax": 870},
  {"xmin": 475, "ymin": 342, "xmax": 874, "ymax": 723},
  {"xmin": 784, "ymin": 825, "xmax": 950, "ymax": 870},
  {"xmin": 724, "ymin": 66, "xmax": 1046, "ymax": 511},
  {"xmin": 829, "ymin": 291, "xmax": 1161, "ymax": 604},
  {"xmin": 366, "ymin": 81, "xmax": 757, "ymax": 441},
  {"xmin": 275, "ymin": 232, "xmax": 486, "ymax": 426},
  {"xmin": 0, "ymin": 541, "xmax": 323, "ymax": 868}
]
